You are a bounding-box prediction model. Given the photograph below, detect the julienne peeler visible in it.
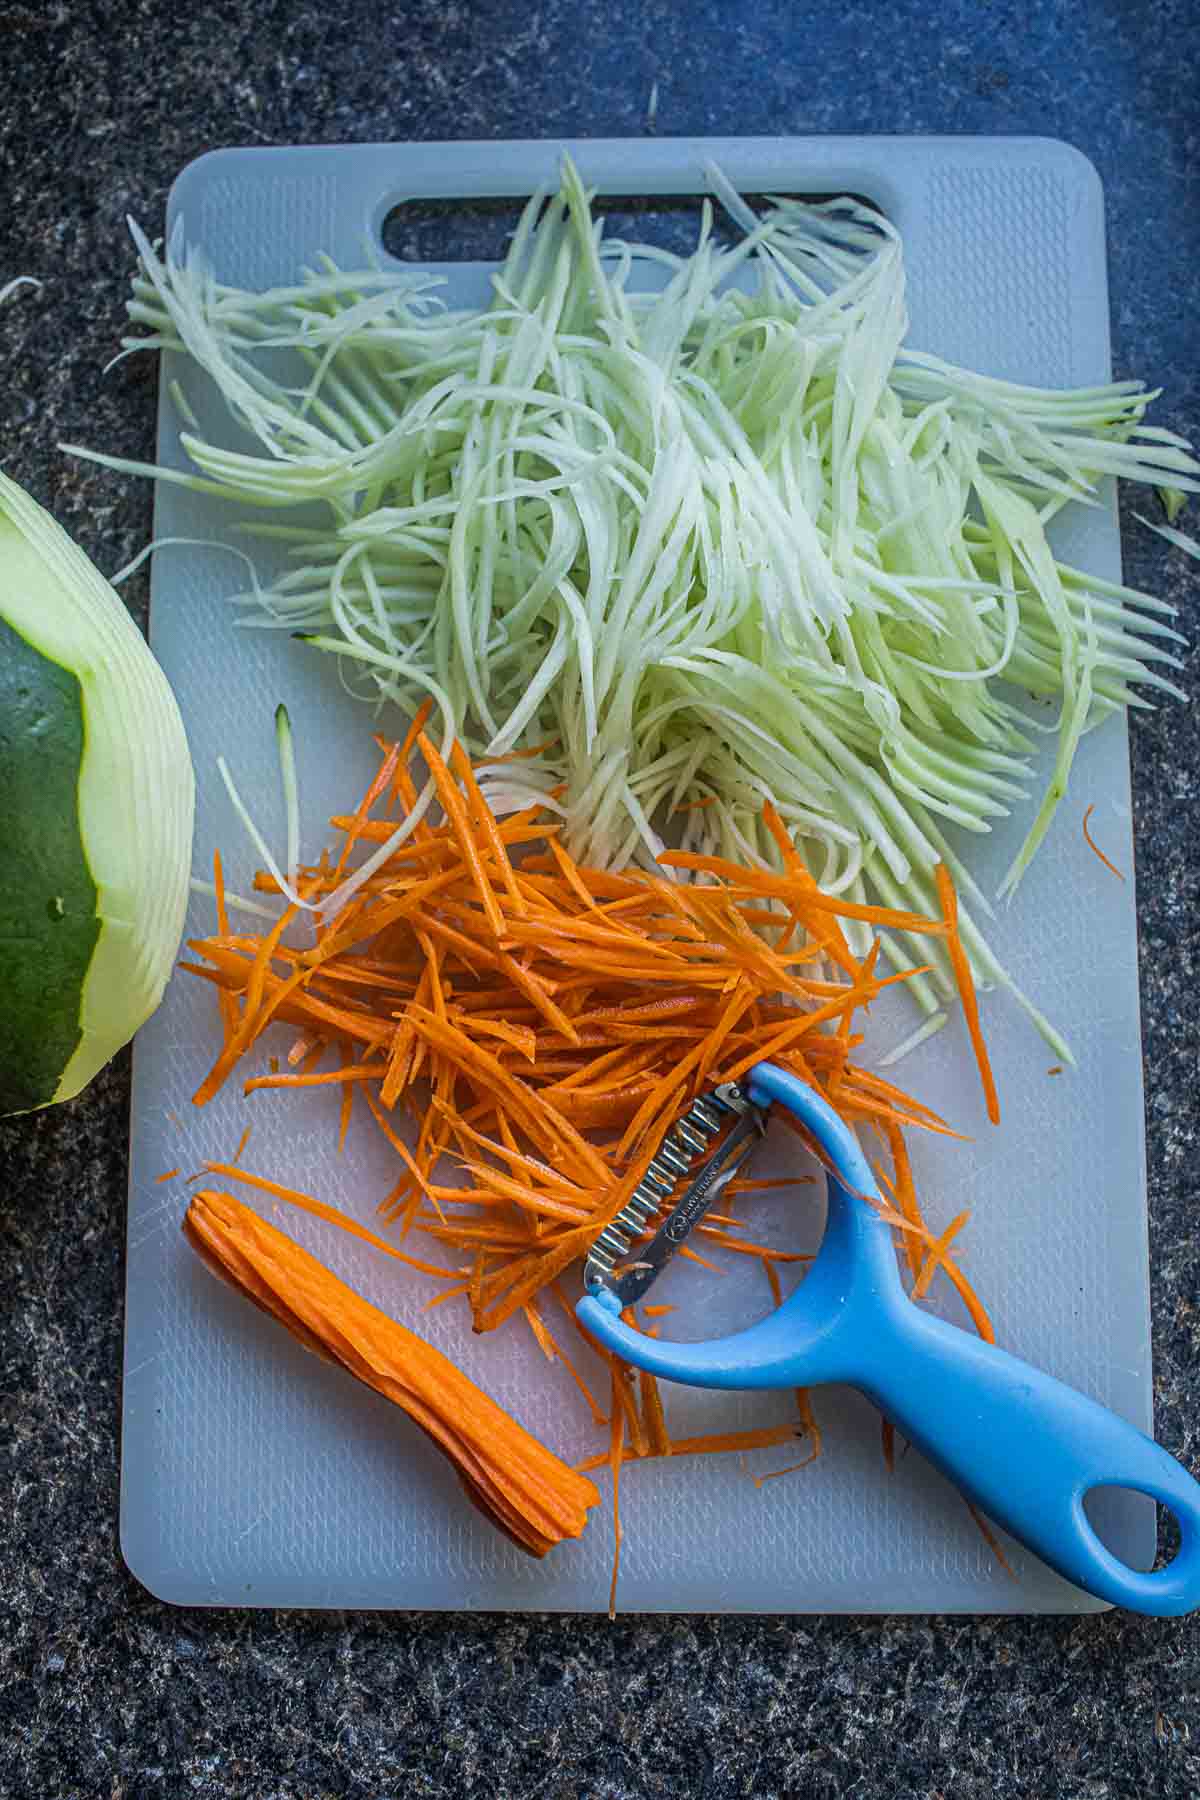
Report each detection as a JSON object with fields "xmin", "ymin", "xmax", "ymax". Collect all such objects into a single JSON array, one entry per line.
[{"xmin": 576, "ymin": 1061, "xmax": 1200, "ymax": 1617}]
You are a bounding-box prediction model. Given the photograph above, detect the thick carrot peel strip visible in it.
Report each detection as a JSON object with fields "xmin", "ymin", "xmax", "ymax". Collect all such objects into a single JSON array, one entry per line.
[{"xmin": 184, "ymin": 1189, "xmax": 599, "ymax": 1555}]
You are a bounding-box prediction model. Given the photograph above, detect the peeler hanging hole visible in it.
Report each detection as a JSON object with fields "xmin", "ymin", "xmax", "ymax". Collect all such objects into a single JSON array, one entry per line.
[{"xmin": 1082, "ymin": 1484, "xmax": 1175, "ymax": 1575}]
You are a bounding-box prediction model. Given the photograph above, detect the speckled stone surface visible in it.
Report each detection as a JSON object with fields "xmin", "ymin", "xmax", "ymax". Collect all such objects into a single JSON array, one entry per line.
[{"xmin": 1, "ymin": 3, "xmax": 1198, "ymax": 1795}]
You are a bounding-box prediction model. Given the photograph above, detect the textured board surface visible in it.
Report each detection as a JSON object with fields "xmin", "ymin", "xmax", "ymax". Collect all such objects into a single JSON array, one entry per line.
[{"xmin": 122, "ymin": 137, "xmax": 1152, "ymax": 1612}]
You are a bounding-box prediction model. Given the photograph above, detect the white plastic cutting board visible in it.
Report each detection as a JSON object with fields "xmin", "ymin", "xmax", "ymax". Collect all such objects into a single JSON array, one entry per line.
[{"xmin": 121, "ymin": 136, "xmax": 1154, "ymax": 1612}]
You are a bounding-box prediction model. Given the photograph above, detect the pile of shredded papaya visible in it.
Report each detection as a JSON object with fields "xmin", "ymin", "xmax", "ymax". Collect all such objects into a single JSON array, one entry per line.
[{"xmin": 181, "ymin": 708, "xmax": 1000, "ymax": 1599}]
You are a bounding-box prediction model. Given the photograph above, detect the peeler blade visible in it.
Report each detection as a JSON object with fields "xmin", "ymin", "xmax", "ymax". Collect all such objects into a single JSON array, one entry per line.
[{"xmin": 584, "ymin": 1083, "xmax": 767, "ymax": 1308}]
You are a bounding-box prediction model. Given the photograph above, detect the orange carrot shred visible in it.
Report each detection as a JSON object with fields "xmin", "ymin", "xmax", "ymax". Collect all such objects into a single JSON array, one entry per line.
[
  {"xmin": 332, "ymin": 740, "xmax": 403, "ymax": 882},
  {"xmin": 418, "ymin": 731, "xmax": 507, "ymax": 943},
  {"xmin": 530, "ymin": 1306, "xmax": 608, "ymax": 1427},
  {"xmin": 523, "ymin": 1299, "xmax": 558, "ymax": 1362},
  {"xmin": 1082, "ymin": 804, "xmax": 1126, "ymax": 882},
  {"xmin": 180, "ymin": 727, "xmax": 999, "ymax": 1585},
  {"xmin": 578, "ymin": 1421, "xmax": 803, "ymax": 1474},
  {"xmin": 934, "ymin": 861, "xmax": 1000, "ymax": 1126},
  {"xmin": 399, "ymin": 697, "xmax": 434, "ymax": 764},
  {"xmin": 243, "ymin": 1064, "xmax": 381, "ymax": 1095},
  {"xmin": 912, "ymin": 1210, "xmax": 971, "ymax": 1301},
  {"xmin": 882, "ymin": 1121, "xmax": 925, "ymax": 1284},
  {"xmin": 639, "ymin": 1367, "xmax": 672, "ymax": 1458},
  {"xmin": 202, "ymin": 1162, "xmax": 459, "ymax": 1280},
  {"xmin": 450, "ymin": 738, "xmax": 528, "ymax": 918},
  {"xmin": 964, "ymin": 1499, "xmax": 1016, "ymax": 1576}
]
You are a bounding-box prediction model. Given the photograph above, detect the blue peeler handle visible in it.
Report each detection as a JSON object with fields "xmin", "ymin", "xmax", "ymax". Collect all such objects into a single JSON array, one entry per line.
[{"xmin": 577, "ymin": 1060, "xmax": 1200, "ymax": 1615}]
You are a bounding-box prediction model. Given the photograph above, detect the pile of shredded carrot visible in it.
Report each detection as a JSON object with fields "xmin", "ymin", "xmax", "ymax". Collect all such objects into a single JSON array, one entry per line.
[{"xmin": 182, "ymin": 711, "xmax": 1001, "ymax": 1604}]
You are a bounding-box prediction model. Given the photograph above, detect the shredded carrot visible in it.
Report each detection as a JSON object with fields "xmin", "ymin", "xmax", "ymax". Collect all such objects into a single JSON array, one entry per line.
[
  {"xmin": 1082, "ymin": 804, "xmax": 1126, "ymax": 882},
  {"xmin": 423, "ymin": 1281, "xmax": 472, "ymax": 1311},
  {"xmin": 450, "ymin": 738, "xmax": 528, "ymax": 918},
  {"xmin": 912, "ymin": 1210, "xmax": 971, "ymax": 1301},
  {"xmin": 243, "ymin": 1064, "xmax": 381, "ymax": 1094},
  {"xmin": 760, "ymin": 1256, "xmax": 785, "ymax": 1310},
  {"xmin": 475, "ymin": 738, "xmax": 562, "ymax": 768},
  {"xmin": 578, "ymin": 1421, "xmax": 803, "ymax": 1473},
  {"xmin": 793, "ymin": 1387, "xmax": 822, "ymax": 1464},
  {"xmin": 337, "ymin": 1039, "xmax": 356, "ymax": 1153},
  {"xmin": 419, "ymin": 731, "xmax": 508, "ymax": 942},
  {"xmin": 331, "ymin": 739, "xmax": 403, "ymax": 882},
  {"xmin": 532, "ymin": 1308, "xmax": 608, "ymax": 1427},
  {"xmin": 181, "ymin": 729, "xmax": 1004, "ymax": 1592},
  {"xmin": 964, "ymin": 1499, "xmax": 1016, "ymax": 1577},
  {"xmin": 184, "ymin": 735, "xmax": 984, "ymax": 1337},
  {"xmin": 613, "ymin": 1354, "xmax": 650, "ymax": 1459},
  {"xmin": 609, "ymin": 1308, "xmax": 673, "ymax": 1459},
  {"xmin": 934, "ymin": 862, "xmax": 1000, "ymax": 1126},
  {"xmin": 881, "ymin": 1122, "xmax": 924, "ymax": 1284},
  {"xmin": 639, "ymin": 1369, "xmax": 671, "ymax": 1456},
  {"xmin": 155, "ymin": 1167, "xmax": 180, "ymax": 1185},
  {"xmin": 750, "ymin": 1448, "xmax": 822, "ymax": 1486},
  {"xmin": 202, "ymin": 1162, "xmax": 459, "ymax": 1281},
  {"xmin": 523, "ymin": 1298, "xmax": 558, "ymax": 1362},
  {"xmin": 398, "ymin": 697, "xmax": 434, "ymax": 765}
]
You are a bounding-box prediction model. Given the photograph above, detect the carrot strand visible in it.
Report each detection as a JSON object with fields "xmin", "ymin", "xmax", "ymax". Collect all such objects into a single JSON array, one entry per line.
[
  {"xmin": 1082, "ymin": 803, "xmax": 1127, "ymax": 882},
  {"xmin": 934, "ymin": 862, "xmax": 1001, "ymax": 1127}
]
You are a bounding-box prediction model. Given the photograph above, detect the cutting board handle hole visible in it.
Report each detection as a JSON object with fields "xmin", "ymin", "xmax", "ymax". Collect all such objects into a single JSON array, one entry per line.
[{"xmin": 380, "ymin": 190, "xmax": 885, "ymax": 265}]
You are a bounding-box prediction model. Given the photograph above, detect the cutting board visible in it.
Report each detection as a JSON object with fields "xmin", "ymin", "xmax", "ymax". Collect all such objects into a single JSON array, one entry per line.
[{"xmin": 121, "ymin": 136, "xmax": 1154, "ymax": 1612}]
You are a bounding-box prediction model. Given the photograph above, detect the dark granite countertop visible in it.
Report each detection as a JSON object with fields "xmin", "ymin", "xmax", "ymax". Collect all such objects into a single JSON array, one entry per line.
[{"xmin": 2, "ymin": 3, "xmax": 1198, "ymax": 1795}]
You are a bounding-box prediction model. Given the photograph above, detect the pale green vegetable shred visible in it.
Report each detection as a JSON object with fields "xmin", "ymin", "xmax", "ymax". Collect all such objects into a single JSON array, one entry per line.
[
  {"xmin": 1137, "ymin": 514, "xmax": 1200, "ymax": 566},
  {"xmin": 70, "ymin": 160, "xmax": 1198, "ymax": 1043}
]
